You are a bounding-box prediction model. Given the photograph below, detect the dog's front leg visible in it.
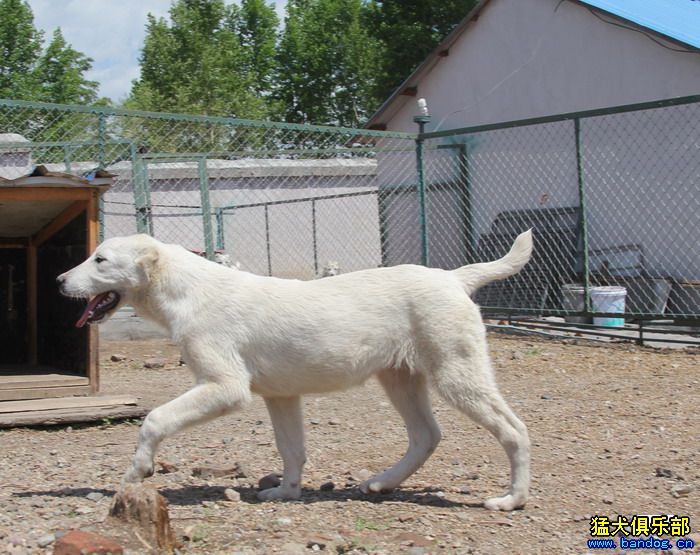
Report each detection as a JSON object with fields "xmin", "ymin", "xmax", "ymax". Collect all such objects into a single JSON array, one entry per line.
[
  {"xmin": 123, "ymin": 381, "xmax": 248, "ymax": 484},
  {"xmin": 257, "ymin": 396, "xmax": 306, "ymax": 501}
]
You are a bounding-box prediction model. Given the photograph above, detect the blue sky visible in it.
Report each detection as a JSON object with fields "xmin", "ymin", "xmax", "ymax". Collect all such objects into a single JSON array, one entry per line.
[{"xmin": 26, "ymin": 1, "xmax": 287, "ymax": 103}]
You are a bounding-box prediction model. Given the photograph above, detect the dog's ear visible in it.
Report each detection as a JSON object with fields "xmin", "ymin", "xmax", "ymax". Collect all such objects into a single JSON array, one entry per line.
[{"xmin": 136, "ymin": 250, "xmax": 159, "ymax": 281}]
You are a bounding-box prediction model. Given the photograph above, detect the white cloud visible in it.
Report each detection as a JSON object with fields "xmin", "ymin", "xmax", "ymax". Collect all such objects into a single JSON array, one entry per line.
[{"xmin": 26, "ymin": 0, "xmax": 288, "ymax": 103}]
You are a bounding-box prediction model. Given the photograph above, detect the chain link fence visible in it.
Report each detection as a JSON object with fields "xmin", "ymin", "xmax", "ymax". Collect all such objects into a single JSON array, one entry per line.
[
  {"xmin": 0, "ymin": 96, "xmax": 698, "ymax": 323},
  {"xmin": 418, "ymin": 96, "xmax": 700, "ymax": 323}
]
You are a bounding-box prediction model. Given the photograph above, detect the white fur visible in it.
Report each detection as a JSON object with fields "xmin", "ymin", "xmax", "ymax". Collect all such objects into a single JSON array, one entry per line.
[{"xmin": 58, "ymin": 231, "xmax": 533, "ymax": 511}]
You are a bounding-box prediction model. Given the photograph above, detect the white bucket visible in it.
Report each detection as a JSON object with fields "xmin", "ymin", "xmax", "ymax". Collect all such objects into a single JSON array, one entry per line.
[{"xmin": 591, "ymin": 286, "xmax": 626, "ymax": 327}]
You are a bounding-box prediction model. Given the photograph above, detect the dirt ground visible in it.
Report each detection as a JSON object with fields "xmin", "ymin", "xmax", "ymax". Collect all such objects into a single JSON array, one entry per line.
[{"xmin": 0, "ymin": 333, "xmax": 698, "ymax": 554}]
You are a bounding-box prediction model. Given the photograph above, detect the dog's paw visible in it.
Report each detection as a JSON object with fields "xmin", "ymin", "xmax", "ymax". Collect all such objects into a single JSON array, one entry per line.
[
  {"xmin": 121, "ymin": 463, "xmax": 153, "ymax": 485},
  {"xmin": 121, "ymin": 469, "xmax": 145, "ymax": 485},
  {"xmin": 256, "ymin": 486, "xmax": 301, "ymax": 501},
  {"xmin": 483, "ymin": 493, "xmax": 526, "ymax": 511},
  {"xmin": 359, "ymin": 479, "xmax": 394, "ymax": 495}
]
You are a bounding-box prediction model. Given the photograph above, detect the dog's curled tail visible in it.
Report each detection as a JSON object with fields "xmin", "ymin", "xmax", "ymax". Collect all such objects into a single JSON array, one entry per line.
[{"xmin": 454, "ymin": 229, "xmax": 533, "ymax": 295}]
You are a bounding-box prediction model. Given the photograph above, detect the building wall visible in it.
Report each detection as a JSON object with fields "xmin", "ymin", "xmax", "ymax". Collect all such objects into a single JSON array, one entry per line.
[
  {"xmin": 379, "ymin": 0, "xmax": 700, "ymax": 283},
  {"xmin": 386, "ymin": 0, "xmax": 700, "ymax": 132}
]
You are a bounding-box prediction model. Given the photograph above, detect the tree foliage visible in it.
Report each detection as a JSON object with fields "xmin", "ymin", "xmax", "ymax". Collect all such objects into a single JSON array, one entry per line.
[
  {"xmin": 0, "ymin": 0, "xmax": 101, "ymax": 105},
  {"xmin": 276, "ymin": 0, "xmax": 380, "ymax": 127},
  {"xmin": 127, "ymin": 0, "xmax": 476, "ymax": 125},
  {"xmin": 0, "ymin": 0, "xmax": 477, "ymax": 127},
  {"xmin": 0, "ymin": 0, "xmax": 43, "ymax": 99},
  {"xmin": 366, "ymin": 0, "xmax": 478, "ymax": 106},
  {"xmin": 35, "ymin": 29, "xmax": 100, "ymax": 105},
  {"xmin": 126, "ymin": 0, "xmax": 272, "ymax": 119}
]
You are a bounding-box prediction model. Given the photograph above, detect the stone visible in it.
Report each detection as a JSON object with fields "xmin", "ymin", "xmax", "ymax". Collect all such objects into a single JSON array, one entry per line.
[
  {"xmin": 108, "ymin": 483, "xmax": 177, "ymax": 552},
  {"xmin": 355, "ymin": 469, "xmax": 372, "ymax": 482},
  {"xmin": 656, "ymin": 467, "xmax": 674, "ymax": 478},
  {"xmin": 143, "ymin": 358, "xmax": 166, "ymax": 369},
  {"xmin": 157, "ymin": 460, "xmax": 179, "ymax": 474},
  {"xmin": 319, "ymin": 481, "xmax": 335, "ymax": 492},
  {"xmin": 86, "ymin": 492, "xmax": 104, "ymax": 502},
  {"xmin": 36, "ymin": 534, "xmax": 54, "ymax": 548},
  {"xmin": 307, "ymin": 536, "xmax": 329, "ymax": 550},
  {"xmin": 192, "ymin": 462, "xmax": 248, "ymax": 480},
  {"xmin": 110, "ymin": 354, "xmax": 126, "ymax": 362},
  {"xmin": 258, "ymin": 473, "xmax": 282, "ymax": 490},
  {"xmin": 671, "ymin": 484, "xmax": 693, "ymax": 498},
  {"xmin": 224, "ymin": 488, "xmax": 241, "ymax": 502},
  {"xmin": 53, "ymin": 530, "xmax": 123, "ymax": 555}
]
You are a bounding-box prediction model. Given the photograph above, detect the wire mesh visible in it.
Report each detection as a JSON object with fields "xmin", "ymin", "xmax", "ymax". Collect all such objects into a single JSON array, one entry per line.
[
  {"xmin": 0, "ymin": 97, "xmax": 697, "ymax": 321},
  {"xmin": 420, "ymin": 98, "xmax": 700, "ymax": 321}
]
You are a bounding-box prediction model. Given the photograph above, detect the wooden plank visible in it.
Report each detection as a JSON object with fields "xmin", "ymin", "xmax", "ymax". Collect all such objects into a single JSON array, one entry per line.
[
  {"xmin": 0, "ymin": 404, "xmax": 148, "ymax": 428},
  {"xmin": 0, "ymin": 385, "xmax": 91, "ymax": 402},
  {"xmin": 0, "ymin": 394, "xmax": 138, "ymax": 414},
  {"xmin": 87, "ymin": 189, "xmax": 100, "ymax": 393},
  {"xmin": 0, "ymin": 188, "xmax": 91, "ymax": 202},
  {"xmin": 32, "ymin": 200, "xmax": 87, "ymax": 247},
  {"xmin": 26, "ymin": 243, "xmax": 37, "ymax": 365},
  {"xmin": 0, "ymin": 238, "xmax": 28, "ymax": 248},
  {"xmin": 0, "ymin": 374, "xmax": 89, "ymax": 389}
]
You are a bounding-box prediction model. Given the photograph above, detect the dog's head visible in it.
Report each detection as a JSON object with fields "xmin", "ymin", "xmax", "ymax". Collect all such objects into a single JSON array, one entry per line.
[{"xmin": 57, "ymin": 234, "xmax": 161, "ymax": 327}]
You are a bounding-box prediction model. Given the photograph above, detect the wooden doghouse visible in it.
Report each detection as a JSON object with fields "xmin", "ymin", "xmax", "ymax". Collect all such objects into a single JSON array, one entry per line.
[{"xmin": 0, "ymin": 166, "xmax": 110, "ymax": 402}]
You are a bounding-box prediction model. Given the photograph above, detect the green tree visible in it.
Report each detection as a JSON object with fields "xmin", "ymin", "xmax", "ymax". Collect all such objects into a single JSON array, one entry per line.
[
  {"xmin": 127, "ymin": 0, "xmax": 268, "ymax": 120},
  {"xmin": 35, "ymin": 29, "xmax": 100, "ymax": 105},
  {"xmin": 367, "ymin": 0, "xmax": 478, "ymax": 106},
  {"xmin": 233, "ymin": 0, "xmax": 279, "ymax": 99},
  {"xmin": 276, "ymin": 0, "xmax": 380, "ymax": 127},
  {"xmin": 0, "ymin": 0, "xmax": 43, "ymax": 99}
]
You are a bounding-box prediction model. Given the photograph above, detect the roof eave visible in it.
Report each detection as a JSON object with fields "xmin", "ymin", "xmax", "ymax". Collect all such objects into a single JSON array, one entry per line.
[{"xmin": 365, "ymin": 0, "xmax": 492, "ymax": 130}]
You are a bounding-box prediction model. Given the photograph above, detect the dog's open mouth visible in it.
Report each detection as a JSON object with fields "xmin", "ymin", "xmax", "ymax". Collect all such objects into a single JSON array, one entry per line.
[{"xmin": 76, "ymin": 291, "xmax": 121, "ymax": 328}]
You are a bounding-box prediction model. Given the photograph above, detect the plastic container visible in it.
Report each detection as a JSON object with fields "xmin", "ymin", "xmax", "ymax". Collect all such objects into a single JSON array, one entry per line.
[
  {"xmin": 560, "ymin": 284, "xmax": 590, "ymax": 324},
  {"xmin": 591, "ymin": 286, "xmax": 626, "ymax": 327}
]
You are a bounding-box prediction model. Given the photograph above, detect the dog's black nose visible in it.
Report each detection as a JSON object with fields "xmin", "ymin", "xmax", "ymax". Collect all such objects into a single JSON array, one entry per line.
[{"xmin": 56, "ymin": 275, "xmax": 65, "ymax": 286}]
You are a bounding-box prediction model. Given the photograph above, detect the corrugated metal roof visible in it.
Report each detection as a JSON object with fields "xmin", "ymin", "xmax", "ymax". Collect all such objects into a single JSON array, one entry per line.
[{"xmin": 579, "ymin": 0, "xmax": 700, "ymax": 49}]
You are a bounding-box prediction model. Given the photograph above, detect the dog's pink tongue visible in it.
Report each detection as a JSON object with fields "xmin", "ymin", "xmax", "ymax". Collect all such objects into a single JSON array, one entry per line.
[{"xmin": 76, "ymin": 293, "xmax": 109, "ymax": 328}]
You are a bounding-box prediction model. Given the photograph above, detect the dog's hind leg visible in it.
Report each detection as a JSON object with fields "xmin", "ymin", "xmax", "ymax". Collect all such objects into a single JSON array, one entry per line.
[
  {"xmin": 122, "ymin": 381, "xmax": 249, "ymax": 484},
  {"xmin": 258, "ymin": 396, "xmax": 306, "ymax": 501},
  {"xmin": 359, "ymin": 368, "xmax": 441, "ymax": 494},
  {"xmin": 432, "ymin": 361, "xmax": 530, "ymax": 511}
]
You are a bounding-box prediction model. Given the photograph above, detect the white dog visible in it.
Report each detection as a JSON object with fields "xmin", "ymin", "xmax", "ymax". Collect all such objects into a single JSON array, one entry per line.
[{"xmin": 57, "ymin": 231, "xmax": 532, "ymax": 511}]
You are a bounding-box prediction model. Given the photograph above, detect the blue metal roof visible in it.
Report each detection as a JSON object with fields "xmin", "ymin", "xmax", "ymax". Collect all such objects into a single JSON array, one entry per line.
[{"xmin": 579, "ymin": 0, "xmax": 700, "ymax": 49}]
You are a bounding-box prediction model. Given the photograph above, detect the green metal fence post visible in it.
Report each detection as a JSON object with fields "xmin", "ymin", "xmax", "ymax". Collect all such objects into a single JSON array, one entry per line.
[
  {"xmin": 414, "ymin": 114, "xmax": 431, "ymax": 266},
  {"xmin": 97, "ymin": 112, "xmax": 107, "ymax": 242},
  {"xmin": 457, "ymin": 143, "xmax": 475, "ymax": 263},
  {"xmin": 97, "ymin": 112, "xmax": 107, "ymax": 168},
  {"xmin": 131, "ymin": 144, "xmax": 151, "ymax": 235},
  {"xmin": 198, "ymin": 156, "xmax": 215, "ymax": 260},
  {"xmin": 264, "ymin": 204, "xmax": 272, "ymax": 276},
  {"xmin": 311, "ymin": 198, "xmax": 318, "ymax": 275},
  {"xmin": 574, "ymin": 118, "xmax": 592, "ymax": 314},
  {"xmin": 215, "ymin": 207, "xmax": 225, "ymax": 251}
]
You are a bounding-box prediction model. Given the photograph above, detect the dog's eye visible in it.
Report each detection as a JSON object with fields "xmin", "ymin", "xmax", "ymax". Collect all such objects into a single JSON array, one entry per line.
[{"xmin": 95, "ymin": 256, "xmax": 106, "ymax": 264}]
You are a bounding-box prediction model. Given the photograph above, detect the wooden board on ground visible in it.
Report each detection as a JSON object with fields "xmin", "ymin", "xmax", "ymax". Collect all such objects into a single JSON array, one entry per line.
[
  {"xmin": 0, "ymin": 394, "xmax": 148, "ymax": 428},
  {"xmin": 0, "ymin": 373, "xmax": 89, "ymax": 390}
]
